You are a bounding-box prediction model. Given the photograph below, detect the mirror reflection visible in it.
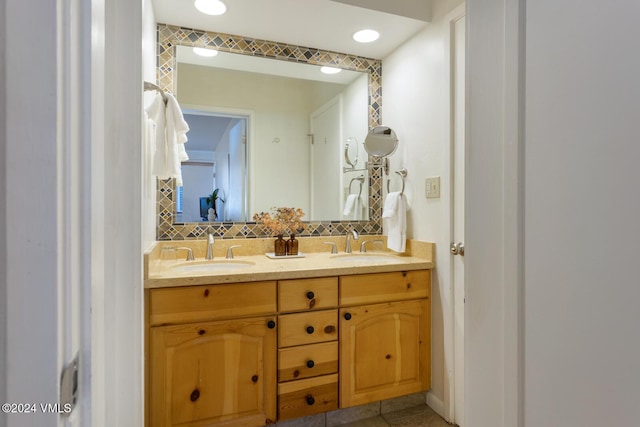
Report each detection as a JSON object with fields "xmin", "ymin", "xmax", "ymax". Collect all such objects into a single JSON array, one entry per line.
[{"xmin": 175, "ymin": 46, "xmax": 370, "ymax": 223}]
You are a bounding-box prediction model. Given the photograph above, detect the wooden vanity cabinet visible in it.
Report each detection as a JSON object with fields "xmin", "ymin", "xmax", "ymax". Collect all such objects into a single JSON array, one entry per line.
[
  {"xmin": 146, "ymin": 270, "xmax": 430, "ymax": 426},
  {"xmin": 339, "ymin": 271, "xmax": 431, "ymax": 408},
  {"xmin": 148, "ymin": 281, "xmax": 277, "ymax": 427}
]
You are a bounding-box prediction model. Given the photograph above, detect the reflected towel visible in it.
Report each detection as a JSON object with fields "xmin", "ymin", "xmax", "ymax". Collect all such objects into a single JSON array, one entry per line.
[
  {"xmin": 343, "ymin": 194, "xmax": 358, "ymax": 216},
  {"xmin": 146, "ymin": 92, "xmax": 190, "ymax": 186},
  {"xmin": 382, "ymin": 191, "xmax": 407, "ymax": 253}
]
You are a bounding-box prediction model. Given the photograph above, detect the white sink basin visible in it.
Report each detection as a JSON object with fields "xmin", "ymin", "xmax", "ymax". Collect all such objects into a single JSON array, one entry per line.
[
  {"xmin": 170, "ymin": 260, "xmax": 255, "ymax": 273},
  {"xmin": 330, "ymin": 254, "xmax": 402, "ymax": 264}
]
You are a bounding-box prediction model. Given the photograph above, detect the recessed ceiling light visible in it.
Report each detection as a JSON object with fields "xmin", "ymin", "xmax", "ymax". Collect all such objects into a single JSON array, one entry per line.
[
  {"xmin": 193, "ymin": 47, "xmax": 218, "ymax": 57},
  {"xmin": 194, "ymin": 0, "xmax": 227, "ymax": 16},
  {"xmin": 353, "ymin": 29, "xmax": 380, "ymax": 43},
  {"xmin": 320, "ymin": 66, "xmax": 342, "ymax": 75}
]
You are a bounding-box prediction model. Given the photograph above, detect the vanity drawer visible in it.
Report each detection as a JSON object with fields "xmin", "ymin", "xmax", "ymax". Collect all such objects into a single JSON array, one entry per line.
[
  {"xmin": 278, "ymin": 277, "xmax": 338, "ymax": 312},
  {"xmin": 278, "ymin": 374, "xmax": 338, "ymax": 420},
  {"xmin": 278, "ymin": 310, "xmax": 338, "ymax": 347},
  {"xmin": 149, "ymin": 281, "xmax": 276, "ymax": 325},
  {"xmin": 340, "ymin": 270, "xmax": 430, "ymax": 306},
  {"xmin": 278, "ymin": 341, "xmax": 338, "ymax": 382}
]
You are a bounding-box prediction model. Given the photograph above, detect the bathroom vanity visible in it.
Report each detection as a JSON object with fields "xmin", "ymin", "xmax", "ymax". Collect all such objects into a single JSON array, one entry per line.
[{"xmin": 144, "ymin": 238, "xmax": 433, "ymax": 427}]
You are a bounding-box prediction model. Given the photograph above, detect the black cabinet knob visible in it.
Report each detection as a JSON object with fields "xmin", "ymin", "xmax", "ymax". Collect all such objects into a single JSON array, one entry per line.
[
  {"xmin": 306, "ymin": 326, "xmax": 315, "ymax": 334},
  {"xmin": 306, "ymin": 291, "xmax": 315, "ymax": 300},
  {"xmin": 190, "ymin": 389, "xmax": 200, "ymax": 402},
  {"xmin": 251, "ymin": 375, "xmax": 259, "ymax": 383},
  {"xmin": 306, "ymin": 395, "xmax": 315, "ymax": 406},
  {"xmin": 344, "ymin": 312, "xmax": 352, "ymax": 320},
  {"xmin": 267, "ymin": 320, "xmax": 276, "ymax": 329},
  {"xmin": 306, "ymin": 360, "xmax": 315, "ymax": 369}
]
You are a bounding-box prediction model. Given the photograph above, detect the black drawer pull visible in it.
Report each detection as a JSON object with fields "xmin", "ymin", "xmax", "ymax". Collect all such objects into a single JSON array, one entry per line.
[
  {"xmin": 306, "ymin": 360, "xmax": 315, "ymax": 369},
  {"xmin": 306, "ymin": 395, "xmax": 315, "ymax": 406},
  {"xmin": 306, "ymin": 291, "xmax": 315, "ymax": 300},
  {"xmin": 190, "ymin": 389, "xmax": 200, "ymax": 402},
  {"xmin": 198, "ymin": 329, "xmax": 206, "ymax": 335},
  {"xmin": 267, "ymin": 320, "xmax": 276, "ymax": 329},
  {"xmin": 344, "ymin": 312, "xmax": 352, "ymax": 320},
  {"xmin": 251, "ymin": 375, "xmax": 259, "ymax": 383},
  {"xmin": 306, "ymin": 326, "xmax": 315, "ymax": 334}
]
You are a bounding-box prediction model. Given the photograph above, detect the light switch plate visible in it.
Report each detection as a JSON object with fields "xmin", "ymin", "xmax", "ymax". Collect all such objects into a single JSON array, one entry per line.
[{"xmin": 425, "ymin": 177, "xmax": 440, "ymax": 198}]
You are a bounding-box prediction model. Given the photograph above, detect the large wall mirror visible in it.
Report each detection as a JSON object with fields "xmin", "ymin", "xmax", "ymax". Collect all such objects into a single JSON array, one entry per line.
[{"xmin": 156, "ymin": 24, "xmax": 383, "ymax": 240}]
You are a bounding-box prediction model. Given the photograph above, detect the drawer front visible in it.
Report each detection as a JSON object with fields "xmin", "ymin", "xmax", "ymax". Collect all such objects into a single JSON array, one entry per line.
[
  {"xmin": 278, "ymin": 277, "xmax": 338, "ymax": 312},
  {"xmin": 278, "ymin": 310, "xmax": 338, "ymax": 347},
  {"xmin": 149, "ymin": 281, "xmax": 276, "ymax": 325},
  {"xmin": 340, "ymin": 270, "xmax": 430, "ymax": 306},
  {"xmin": 278, "ymin": 374, "xmax": 338, "ymax": 420},
  {"xmin": 278, "ymin": 342, "xmax": 338, "ymax": 382}
]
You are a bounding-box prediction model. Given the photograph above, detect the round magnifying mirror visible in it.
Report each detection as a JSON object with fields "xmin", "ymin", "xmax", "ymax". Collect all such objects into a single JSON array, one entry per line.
[{"xmin": 364, "ymin": 126, "xmax": 398, "ymax": 158}]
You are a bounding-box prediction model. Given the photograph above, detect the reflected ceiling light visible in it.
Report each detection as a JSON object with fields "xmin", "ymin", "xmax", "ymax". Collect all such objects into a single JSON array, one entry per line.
[
  {"xmin": 193, "ymin": 47, "xmax": 218, "ymax": 57},
  {"xmin": 194, "ymin": 0, "xmax": 227, "ymax": 16},
  {"xmin": 353, "ymin": 29, "xmax": 380, "ymax": 43},
  {"xmin": 320, "ymin": 66, "xmax": 342, "ymax": 75}
]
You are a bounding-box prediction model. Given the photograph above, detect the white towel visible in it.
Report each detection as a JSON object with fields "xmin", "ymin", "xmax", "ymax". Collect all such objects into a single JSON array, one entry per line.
[
  {"xmin": 343, "ymin": 194, "xmax": 358, "ymax": 216},
  {"xmin": 145, "ymin": 92, "xmax": 190, "ymax": 186},
  {"xmin": 382, "ymin": 191, "xmax": 407, "ymax": 253}
]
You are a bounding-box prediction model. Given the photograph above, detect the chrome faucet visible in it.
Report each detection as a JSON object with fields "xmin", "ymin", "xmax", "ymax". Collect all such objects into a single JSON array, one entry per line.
[
  {"xmin": 205, "ymin": 233, "xmax": 215, "ymax": 260},
  {"xmin": 345, "ymin": 229, "xmax": 359, "ymax": 253}
]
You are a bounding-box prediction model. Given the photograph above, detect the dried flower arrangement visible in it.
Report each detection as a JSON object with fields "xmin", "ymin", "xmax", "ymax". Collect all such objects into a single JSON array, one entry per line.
[{"xmin": 253, "ymin": 207, "xmax": 307, "ymax": 236}]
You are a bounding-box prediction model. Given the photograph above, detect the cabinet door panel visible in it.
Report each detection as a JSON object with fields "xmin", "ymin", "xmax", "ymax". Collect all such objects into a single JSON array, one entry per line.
[
  {"xmin": 340, "ymin": 300, "xmax": 430, "ymax": 408},
  {"xmin": 150, "ymin": 316, "xmax": 276, "ymax": 427}
]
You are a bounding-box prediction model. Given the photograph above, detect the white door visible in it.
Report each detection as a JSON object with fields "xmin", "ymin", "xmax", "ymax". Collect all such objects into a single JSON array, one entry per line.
[
  {"xmin": 452, "ymin": 14, "xmax": 466, "ymax": 427},
  {"xmin": 310, "ymin": 97, "xmax": 342, "ymax": 220}
]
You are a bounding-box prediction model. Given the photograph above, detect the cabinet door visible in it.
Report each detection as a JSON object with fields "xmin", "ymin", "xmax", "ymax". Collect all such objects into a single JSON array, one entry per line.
[
  {"xmin": 150, "ymin": 316, "xmax": 277, "ymax": 427},
  {"xmin": 339, "ymin": 299, "xmax": 430, "ymax": 408}
]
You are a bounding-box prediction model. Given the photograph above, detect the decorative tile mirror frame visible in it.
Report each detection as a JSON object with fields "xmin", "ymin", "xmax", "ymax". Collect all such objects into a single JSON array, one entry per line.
[{"xmin": 155, "ymin": 23, "xmax": 384, "ymax": 240}]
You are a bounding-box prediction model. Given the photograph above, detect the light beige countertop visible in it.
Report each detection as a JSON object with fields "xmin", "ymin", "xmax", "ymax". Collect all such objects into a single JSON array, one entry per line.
[{"xmin": 144, "ymin": 237, "xmax": 434, "ymax": 289}]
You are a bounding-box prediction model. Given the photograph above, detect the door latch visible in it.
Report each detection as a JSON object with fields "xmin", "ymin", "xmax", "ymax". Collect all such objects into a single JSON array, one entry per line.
[{"xmin": 60, "ymin": 352, "xmax": 79, "ymax": 416}]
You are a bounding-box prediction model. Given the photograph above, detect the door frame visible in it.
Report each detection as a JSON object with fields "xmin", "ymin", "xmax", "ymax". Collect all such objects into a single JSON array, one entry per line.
[
  {"xmin": 450, "ymin": 12, "xmax": 466, "ymax": 427},
  {"xmin": 182, "ymin": 104, "xmax": 255, "ymax": 222}
]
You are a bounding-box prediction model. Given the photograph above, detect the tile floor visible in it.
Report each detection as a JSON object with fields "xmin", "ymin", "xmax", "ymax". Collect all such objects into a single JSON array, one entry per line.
[{"xmin": 339, "ymin": 404, "xmax": 453, "ymax": 427}]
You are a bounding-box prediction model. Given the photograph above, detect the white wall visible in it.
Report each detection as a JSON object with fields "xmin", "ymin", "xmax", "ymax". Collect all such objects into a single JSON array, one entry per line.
[
  {"xmin": 524, "ymin": 2, "xmax": 640, "ymax": 425},
  {"xmin": 382, "ymin": 0, "xmax": 464, "ymax": 416}
]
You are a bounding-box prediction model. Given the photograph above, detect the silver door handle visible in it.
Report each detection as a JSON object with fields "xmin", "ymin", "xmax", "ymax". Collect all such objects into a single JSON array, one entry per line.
[{"xmin": 450, "ymin": 242, "xmax": 465, "ymax": 256}]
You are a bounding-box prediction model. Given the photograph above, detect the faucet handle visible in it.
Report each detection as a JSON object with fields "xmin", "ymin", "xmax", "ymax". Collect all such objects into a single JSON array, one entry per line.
[
  {"xmin": 176, "ymin": 247, "xmax": 194, "ymax": 261},
  {"xmin": 226, "ymin": 245, "xmax": 241, "ymax": 259},
  {"xmin": 360, "ymin": 239, "xmax": 384, "ymax": 253},
  {"xmin": 323, "ymin": 242, "xmax": 338, "ymax": 254}
]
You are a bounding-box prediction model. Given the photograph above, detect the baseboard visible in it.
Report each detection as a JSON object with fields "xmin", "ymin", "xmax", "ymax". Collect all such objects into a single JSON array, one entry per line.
[{"xmin": 426, "ymin": 391, "xmax": 447, "ymax": 421}]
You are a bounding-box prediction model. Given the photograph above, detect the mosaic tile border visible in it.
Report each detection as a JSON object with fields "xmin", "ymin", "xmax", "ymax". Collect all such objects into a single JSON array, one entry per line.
[{"xmin": 156, "ymin": 23, "xmax": 383, "ymax": 240}]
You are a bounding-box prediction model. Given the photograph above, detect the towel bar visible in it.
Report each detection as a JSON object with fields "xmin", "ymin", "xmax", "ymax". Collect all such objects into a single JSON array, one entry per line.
[{"xmin": 386, "ymin": 168, "xmax": 407, "ymax": 195}]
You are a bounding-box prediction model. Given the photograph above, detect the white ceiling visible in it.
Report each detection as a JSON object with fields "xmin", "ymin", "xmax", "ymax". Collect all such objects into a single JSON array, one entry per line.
[{"xmin": 152, "ymin": 0, "xmax": 432, "ymax": 59}]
